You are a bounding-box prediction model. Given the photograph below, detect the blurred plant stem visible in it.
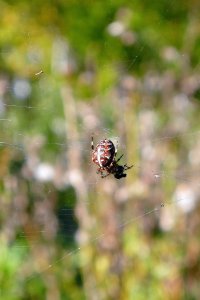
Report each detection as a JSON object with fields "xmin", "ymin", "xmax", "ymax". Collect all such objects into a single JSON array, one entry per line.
[{"xmin": 61, "ymin": 84, "xmax": 139, "ymax": 300}]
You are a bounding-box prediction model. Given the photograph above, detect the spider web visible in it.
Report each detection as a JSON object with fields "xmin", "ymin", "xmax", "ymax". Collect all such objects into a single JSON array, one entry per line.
[
  {"xmin": 0, "ymin": 24, "xmax": 200, "ymax": 297},
  {"xmin": 1, "ymin": 88, "xmax": 200, "ymax": 282}
]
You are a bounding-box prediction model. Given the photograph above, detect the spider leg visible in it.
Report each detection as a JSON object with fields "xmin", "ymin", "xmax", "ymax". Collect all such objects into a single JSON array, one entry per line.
[
  {"xmin": 114, "ymin": 140, "xmax": 119, "ymax": 157},
  {"xmin": 116, "ymin": 154, "xmax": 124, "ymax": 163},
  {"xmin": 96, "ymin": 167, "xmax": 102, "ymax": 174},
  {"xmin": 91, "ymin": 135, "xmax": 94, "ymax": 150},
  {"xmin": 124, "ymin": 164, "xmax": 133, "ymax": 170},
  {"xmin": 96, "ymin": 167, "xmax": 110, "ymax": 178},
  {"xmin": 101, "ymin": 172, "xmax": 111, "ymax": 178}
]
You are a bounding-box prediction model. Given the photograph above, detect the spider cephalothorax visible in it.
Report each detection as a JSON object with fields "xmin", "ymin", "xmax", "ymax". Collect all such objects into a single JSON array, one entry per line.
[{"xmin": 91, "ymin": 137, "xmax": 133, "ymax": 179}]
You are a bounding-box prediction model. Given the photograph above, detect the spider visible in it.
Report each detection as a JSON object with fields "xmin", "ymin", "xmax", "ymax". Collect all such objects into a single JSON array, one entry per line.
[{"xmin": 91, "ymin": 136, "xmax": 133, "ymax": 179}]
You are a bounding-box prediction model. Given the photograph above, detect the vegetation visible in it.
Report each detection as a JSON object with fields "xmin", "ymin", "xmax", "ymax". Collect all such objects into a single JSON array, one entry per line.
[{"xmin": 0, "ymin": 0, "xmax": 200, "ymax": 299}]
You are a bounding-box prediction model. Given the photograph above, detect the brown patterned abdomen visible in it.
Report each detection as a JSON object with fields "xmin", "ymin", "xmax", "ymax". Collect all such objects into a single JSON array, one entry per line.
[{"xmin": 92, "ymin": 139, "xmax": 115, "ymax": 167}]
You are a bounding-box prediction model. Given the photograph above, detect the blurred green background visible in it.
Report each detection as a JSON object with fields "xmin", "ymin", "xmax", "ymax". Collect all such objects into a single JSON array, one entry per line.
[{"xmin": 0, "ymin": 0, "xmax": 200, "ymax": 299}]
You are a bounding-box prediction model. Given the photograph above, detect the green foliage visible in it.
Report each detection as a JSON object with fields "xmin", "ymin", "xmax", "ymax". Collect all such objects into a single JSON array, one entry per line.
[
  {"xmin": 0, "ymin": 0, "xmax": 200, "ymax": 299},
  {"xmin": 0, "ymin": 242, "xmax": 25, "ymax": 299}
]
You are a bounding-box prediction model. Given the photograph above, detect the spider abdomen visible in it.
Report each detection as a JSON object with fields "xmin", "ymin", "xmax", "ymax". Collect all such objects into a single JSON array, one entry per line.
[{"xmin": 92, "ymin": 139, "xmax": 115, "ymax": 167}]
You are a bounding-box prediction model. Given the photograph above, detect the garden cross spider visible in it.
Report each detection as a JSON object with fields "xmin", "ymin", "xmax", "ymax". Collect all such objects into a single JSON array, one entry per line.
[{"xmin": 91, "ymin": 136, "xmax": 133, "ymax": 179}]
